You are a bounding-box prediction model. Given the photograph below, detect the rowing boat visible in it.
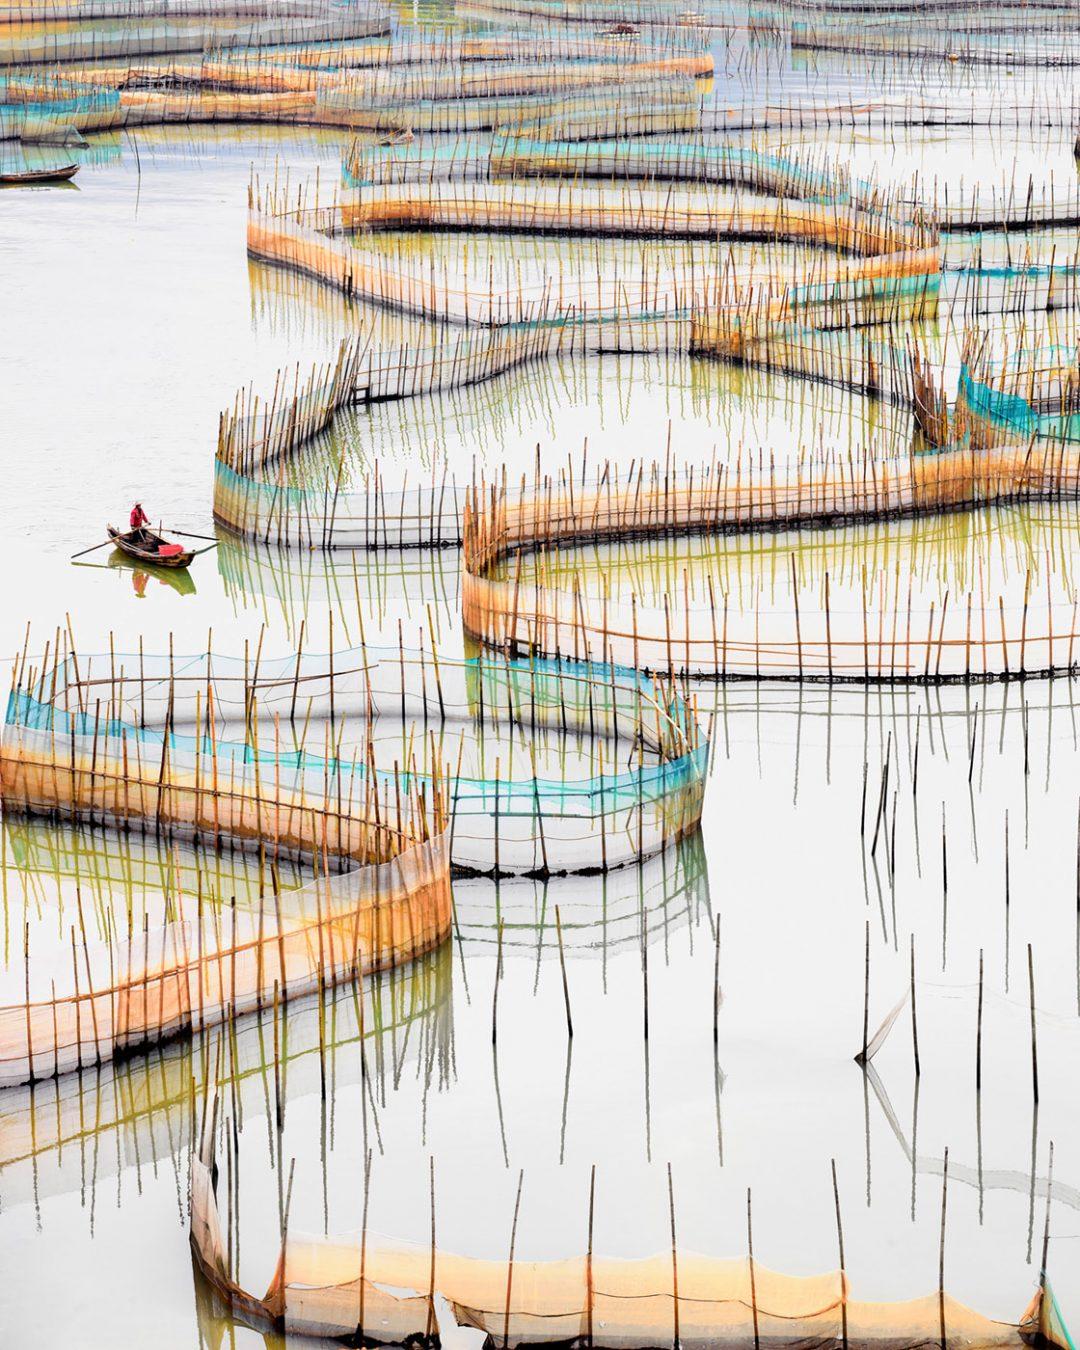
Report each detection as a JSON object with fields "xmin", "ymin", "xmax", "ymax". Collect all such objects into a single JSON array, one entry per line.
[
  {"xmin": 0, "ymin": 162, "xmax": 78, "ymax": 185},
  {"xmin": 106, "ymin": 525, "xmax": 195, "ymax": 569}
]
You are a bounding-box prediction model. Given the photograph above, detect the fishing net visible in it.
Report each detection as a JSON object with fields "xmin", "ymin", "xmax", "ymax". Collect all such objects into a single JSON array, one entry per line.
[
  {"xmin": 3, "ymin": 645, "xmax": 706, "ymax": 876},
  {"xmin": 0, "ymin": 645, "xmax": 453, "ymax": 1085},
  {"xmin": 459, "ymin": 455, "xmax": 1080, "ymax": 680},
  {"xmin": 0, "ymin": 937, "xmax": 452, "ymax": 1209},
  {"xmin": 189, "ymin": 1124, "xmax": 1070, "ymax": 1349}
]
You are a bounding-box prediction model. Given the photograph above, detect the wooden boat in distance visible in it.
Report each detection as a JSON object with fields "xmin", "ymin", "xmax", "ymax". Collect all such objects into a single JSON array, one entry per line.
[
  {"xmin": 107, "ymin": 525, "xmax": 195, "ymax": 569},
  {"xmin": 0, "ymin": 161, "xmax": 78, "ymax": 185}
]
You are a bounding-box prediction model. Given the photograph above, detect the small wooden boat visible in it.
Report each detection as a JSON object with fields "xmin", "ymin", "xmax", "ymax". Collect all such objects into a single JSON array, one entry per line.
[
  {"xmin": 0, "ymin": 161, "xmax": 78, "ymax": 185},
  {"xmin": 107, "ymin": 525, "xmax": 195, "ymax": 569}
]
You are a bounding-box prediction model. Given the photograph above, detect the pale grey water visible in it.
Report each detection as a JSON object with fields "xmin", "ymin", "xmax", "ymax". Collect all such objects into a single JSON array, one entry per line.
[{"xmin": 1, "ymin": 61, "xmax": 1080, "ymax": 1350}]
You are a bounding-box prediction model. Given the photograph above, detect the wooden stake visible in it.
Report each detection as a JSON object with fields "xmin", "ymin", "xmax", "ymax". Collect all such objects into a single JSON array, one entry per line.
[
  {"xmin": 1028, "ymin": 943, "xmax": 1039, "ymax": 1104},
  {"xmin": 555, "ymin": 905, "xmax": 573, "ymax": 1039},
  {"xmin": 832, "ymin": 1159, "xmax": 848, "ymax": 1350}
]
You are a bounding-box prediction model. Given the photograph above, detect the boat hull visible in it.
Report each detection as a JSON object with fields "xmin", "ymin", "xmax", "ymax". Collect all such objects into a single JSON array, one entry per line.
[
  {"xmin": 0, "ymin": 163, "xmax": 79, "ymax": 185},
  {"xmin": 107, "ymin": 526, "xmax": 195, "ymax": 568}
]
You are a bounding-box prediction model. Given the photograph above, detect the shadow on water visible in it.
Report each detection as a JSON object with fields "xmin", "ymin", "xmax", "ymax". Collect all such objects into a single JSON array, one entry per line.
[{"xmin": 71, "ymin": 549, "xmax": 198, "ymax": 598}]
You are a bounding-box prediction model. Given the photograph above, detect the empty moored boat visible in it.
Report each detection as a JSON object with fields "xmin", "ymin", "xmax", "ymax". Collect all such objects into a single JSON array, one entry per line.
[{"xmin": 0, "ymin": 160, "xmax": 78, "ymax": 185}]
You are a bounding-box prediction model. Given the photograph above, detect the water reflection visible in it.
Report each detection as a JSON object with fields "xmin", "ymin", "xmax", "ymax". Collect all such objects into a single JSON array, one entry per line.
[{"xmin": 110, "ymin": 549, "xmax": 199, "ymax": 599}]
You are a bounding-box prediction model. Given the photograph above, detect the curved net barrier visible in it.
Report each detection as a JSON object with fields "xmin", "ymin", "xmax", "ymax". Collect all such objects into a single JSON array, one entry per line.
[
  {"xmin": 246, "ymin": 180, "xmax": 931, "ymax": 327},
  {"xmin": 0, "ymin": 72, "xmax": 119, "ymax": 139},
  {"xmin": 0, "ymin": 6, "xmax": 389, "ymax": 67},
  {"xmin": 189, "ymin": 1125, "xmax": 1073, "ymax": 1348},
  {"xmin": 459, "ymin": 447, "xmax": 1080, "ymax": 681},
  {"xmin": 789, "ymin": 9, "xmax": 1080, "ymax": 66},
  {"xmin": 0, "ymin": 935, "xmax": 452, "ymax": 1210},
  {"xmin": 214, "ymin": 326, "xmax": 576, "ymax": 489},
  {"xmin": 960, "ymin": 348, "xmax": 1080, "ymax": 447},
  {"xmin": 347, "ymin": 130, "xmax": 873, "ymax": 210},
  {"xmin": 218, "ymin": 211, "xmax": 943, "ymax": 552},
  {"xmin": 2, "ymin": 640, "xmax": 706, "ymax": 877},
  {"xmin": 1, "ymin": 32, "xmax": 708, "ymax": 137},
  {"xmin": 334, "ymin": 183, "xmax": 924, "ymax": 254},
  {"xmin": 208, "ymin": 319, "xmax": 1080, "ymax": 686},
  {"xmin": 0, "ymin": 643, "xmax": 452, "ymax": 1086}
]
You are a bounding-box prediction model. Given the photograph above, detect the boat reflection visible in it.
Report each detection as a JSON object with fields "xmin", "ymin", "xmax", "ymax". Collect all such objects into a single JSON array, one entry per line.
[{"xmin": 107, "ymin": 548, "xmax": 197, "ymax": 597}]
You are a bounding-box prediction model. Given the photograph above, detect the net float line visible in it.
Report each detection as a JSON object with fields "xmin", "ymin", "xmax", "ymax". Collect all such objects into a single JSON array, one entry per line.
[
  {"xmin": 0, "ymin": 682, "xmax": 451, "ymax": 1088},
  {"xmin": 189, "ymin": 1122, "xmax": 1073, "ymax": 1350},
  {"xmin": 5, "ymin": 637, "xmax": 707, "ymax": 877}
]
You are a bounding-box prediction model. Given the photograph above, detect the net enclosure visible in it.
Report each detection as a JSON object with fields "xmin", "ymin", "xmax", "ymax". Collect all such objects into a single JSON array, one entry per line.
[
  {"xmin": 2, "ymin": 642, "xmax": 706, "ymax": 877},
  {"xmin": 0, "ymin": 646, "xmax": 452, "ymax": 1087},
  {"xmin": 190, "ymin": 1124, "xmax": 1074, "ymax": 1350}
]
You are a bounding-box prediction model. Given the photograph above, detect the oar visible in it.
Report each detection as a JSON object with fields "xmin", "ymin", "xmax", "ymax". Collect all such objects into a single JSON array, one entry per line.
[
  {"xmin": 160, "ymin": 528, "xmax": 220, "ymax": 542},
  {"xmin": 70, "ymin": 538, "xmax": 114, "ymax": 560}
]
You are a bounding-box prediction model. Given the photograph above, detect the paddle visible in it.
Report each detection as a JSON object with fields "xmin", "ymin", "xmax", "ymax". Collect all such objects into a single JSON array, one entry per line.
[
  {"xmin": 160, "ymin": 528, "xmax": 220, "ymax": 543},
  {"xmin": 70, "ymin": 538, "xmax": 114, "ymax": 560}
]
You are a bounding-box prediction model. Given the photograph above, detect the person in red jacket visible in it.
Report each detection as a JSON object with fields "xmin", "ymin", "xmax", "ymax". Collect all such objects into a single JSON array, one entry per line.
[{"xmin": 129, "ymin": 502, "xmax": 149, "ymax": 534}]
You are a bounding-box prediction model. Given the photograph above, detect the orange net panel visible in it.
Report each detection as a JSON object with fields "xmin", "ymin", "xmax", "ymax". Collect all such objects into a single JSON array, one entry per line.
[
  {"xmin": 460, "ymin": 455, "xmax": 1080, "ymax": 681},
  {"xmin": 245, "ymin": 181, "xmax": 932, "ymax": 327},
  {"xmin": 3, "ymin": 640, "xmax": 706, "ymax": 876},
  {"xmin": 189, "ymin": 1134, "xmax": 1069, "ymax": 1349},
  {"xmin": 0, "ymin": 674, "xmax": 451, "ymax": 1086},
  {"xmin": 0, "ymin": 940, "xmax": 451, "ymax": 1212}
]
